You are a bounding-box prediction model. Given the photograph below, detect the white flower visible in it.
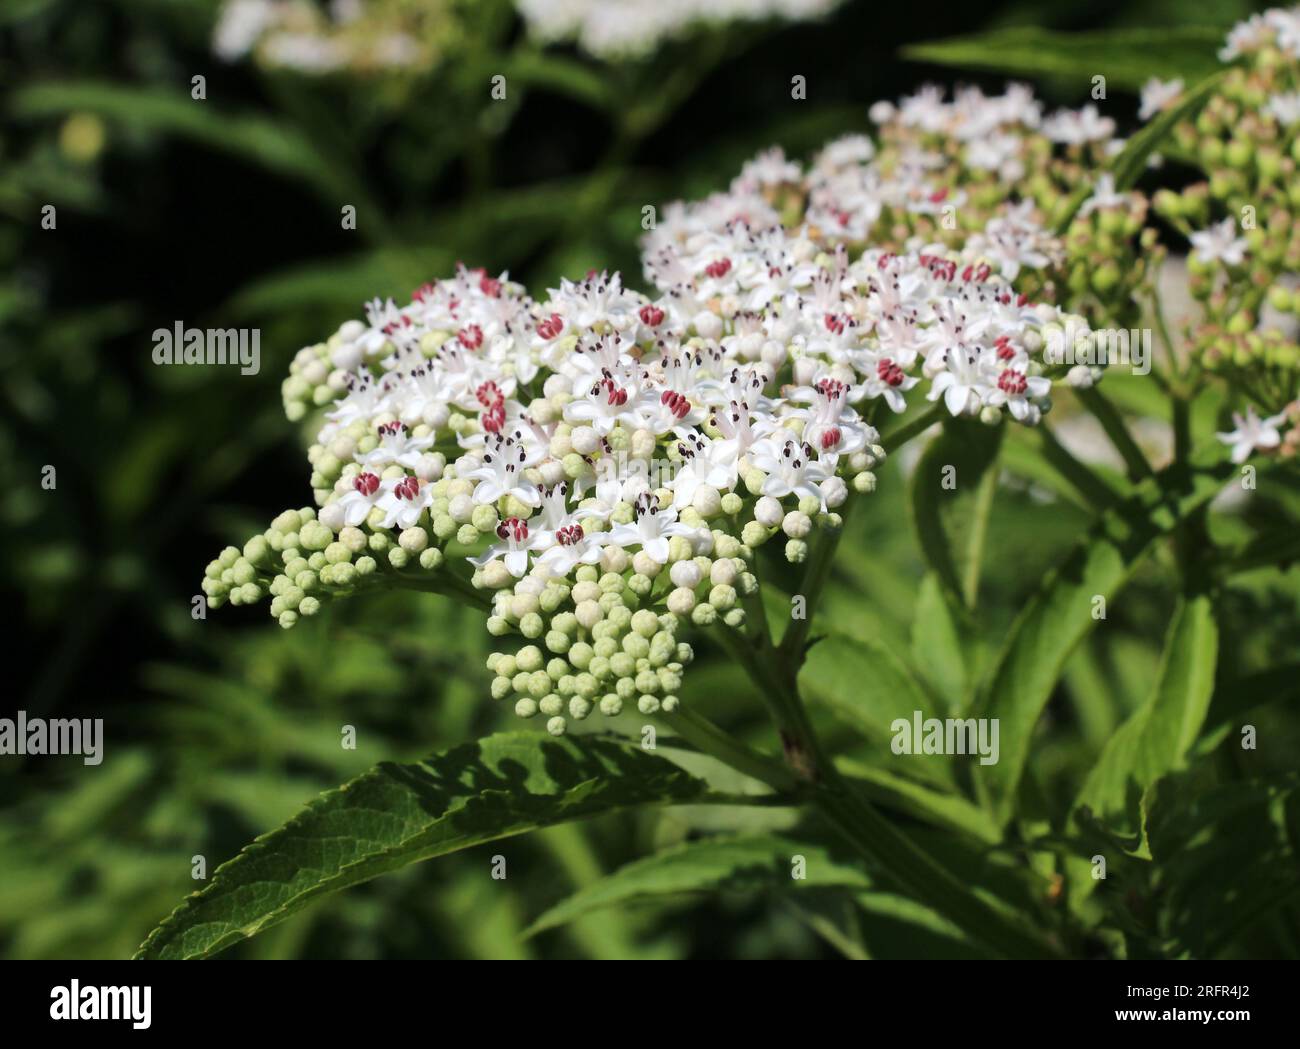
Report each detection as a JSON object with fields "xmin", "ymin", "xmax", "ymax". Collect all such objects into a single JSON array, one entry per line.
[
  {"xmin": 1078, "ymin": 174, "xmax": 1129, "ymax": 217},
  {"xmin": 1216, "ymin": 406, "xmax": 1288, "ymax": 463},
  {"xmin": 928, "ymin": 347, "xmax": 991, "ymax": 417},
  {"xmin": 606, "ymin": 493, "xmax": 701, "ymax": 564},
  {"xmin": 360, "ymin": 422, "xmax": 434, "ymax": 469},
  {"xmin": 1190, "ymin": 218, "xmax": 1248, "ymax": 266},
  {"xmin": 462, "ymin": 434, "xmax": 541, "ymax": 507},
  {"xmin": 335, "ymin": 471, "xmax": 386, "ymax": 527},
  {"xmin": 472, "ymin": 517, "xmax": 549, "ymax": 578},
  {"xmin": 748, "ymin": 436, "xmax": 832, "ymax": 501},
  {"xmin": 1138, "ymin": 78, "xmax": 1183, "ymax": 121},
  {"xmin": 1267, "ymin": 91, "xmax": 1300, "ymax": 126},
  {"xmin": 377, "ymin": 475, "xmax": 432, "ymax": 530}
]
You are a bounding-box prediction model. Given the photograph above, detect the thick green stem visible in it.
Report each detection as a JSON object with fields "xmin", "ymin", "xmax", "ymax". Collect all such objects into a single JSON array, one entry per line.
[
  {"xmin": 1035, "ymin": 423, "xmax": 1122, "ymax": 511},
  {"xmin": 657, "ymin": 708, "xmax": 798, "ymax": 793},
  {"xmin": 1075, "ymin": 386, "xmax": 1155, "ymax": 483},
  {"xmin": 881, "ymin": 403, "xmax": 944, "ymax": 452},
  {"xmin": 713, "ymin": 622, "xmax": 1060, "ymax": 958}
]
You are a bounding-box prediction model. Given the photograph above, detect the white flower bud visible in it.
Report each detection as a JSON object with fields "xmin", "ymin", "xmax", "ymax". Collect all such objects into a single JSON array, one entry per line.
[
  {"xmin": 754, "ymin": 497, "xmax": 782, "ymax": 528},
  {"xmin": 691, "ymin": 484, "xmax": 722, "ymax": 517},
  {"xmin": 481, "ymin": 561, "xmax": 512, "ymax": 588},
  {"xmin": 449, "ymin": 493, "xmax": 474, "ymax": 523},
  {"xmin": 692, "ymin": 311, "xmax": 723, "ymax": 340},
  {"xmin": 537, "ymin": 459, "xmax": 566, "ymax": 487},
  {"xmin": 631, "ymin": 428, "xmax": 657, "ymax": 460},
  {"xmin": 632, "ymin": 551, "xmax": 662, "ymax": 578},
  {"xmin": 794, "ymin": 356, "xmax": 821, "ymax": 387},
  {"xmin": 709, "ymin": 558, "xmax": 737, "ymax": 586},
  {"xmin": 1067, "ymin": 364, "xmax": 1097, "ymax": 389},
  {"xmin": 667, "ymin": 587, "xmax": 697, "ymax": 615},
  {"xmin": 821, "ymin": 476, "xmax": 848, "ymax": 508},
  {"xmin": 669, "ymin": 559, "xmax": 702, "ymax": 589},
  {"xmin": 318, "ymin": 502, "xmax": 345, "ymax": 532},
  {"xmin": 782, "ymin": 510, "xmax": 812, "ymax": 538},
  {"xmin": 571, "ymin": 426, "xmax": 600, "ymax": 455},
  {"xmin": 415, "ymin": 453, "xmax": 445, "ymax": 482}
]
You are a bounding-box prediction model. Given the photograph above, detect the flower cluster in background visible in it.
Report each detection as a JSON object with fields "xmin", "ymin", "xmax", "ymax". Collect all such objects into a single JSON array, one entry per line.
[
  {"xmin": 516, "ymin": 0, "xmax": 840, "ymax": 58},
  {"xmin": 214, "ymin": 0, "xmax": 461, "ymax": 73},
  {"xmin": 1151, "ymin": 6, "xmax": 1300, "ymax": 459},
  {"xmin": 857, "ymin": 86, "xmax": 1156, "ymax": 328},
  {"xmin": 213, "ymin": 0, "xmax": 841, "ymax": 70}
]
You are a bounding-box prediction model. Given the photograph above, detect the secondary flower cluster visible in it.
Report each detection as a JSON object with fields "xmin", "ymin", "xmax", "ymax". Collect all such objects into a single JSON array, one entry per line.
[
  {"xmin": 516, "ymin": 0, "xmax": 840, "ymax": 59},
  {"xmin": 207, "ymin": 134, "xmax": 1095, "ymax": 733},
  {"xmin": 1151, "ymin": 6, "xmax": 1300, "ymax": 459},
  {"xmin": 213, "ymin": 0, "xmax": 460, "ymax": 73},
  {"xmin": 213, "ymin": 0, "xmax": 841, "ymax": 70},
  {"xmin": 788, "ymin": 85, "xmax": 1157, "ymax": 326}
]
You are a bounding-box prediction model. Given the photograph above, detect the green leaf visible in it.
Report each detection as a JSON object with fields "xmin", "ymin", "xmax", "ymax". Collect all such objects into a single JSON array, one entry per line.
[
  {"xmin": 837, "ymin": 759, "xmax": 1001, "ymax": 844},
  {"xmin": 1145, "ymin": 770, "xmax": 1300, "ymax": 957},
  {"xmin": 908, "ymin": 418, "xmax": 1004, "ymax": 612},
  {"xmin": 800, "ymin": 633, "xmax": 950, "ymax": 784},
  {"xmin": 1074, "ymin": 595, "xmax": 1219, "ymax": 830},
  {"xmin": 135, "ymin": 732, "xmax": 711, "ymax": 959},
  {"xmin": 973, "ymin": 455, "xmax": 1234, "ymax": 825},
  {"xmin": 912, "ymin": 572, "xmax": 976, "ymax": 711},
  {"xmin": 10, "ymin": 81, "xmax": 372, "ymax": 218},
  {"xmin": 525, "ymin": 834, "xmax": 871, "ymax": 936},
  {"xmin": 901, "ymin": 26, "xmax": 1225, "ymax": 91},
  {"xmin": 1108, "ymin": 70, "xmax": 1226, "ymax": 190}
]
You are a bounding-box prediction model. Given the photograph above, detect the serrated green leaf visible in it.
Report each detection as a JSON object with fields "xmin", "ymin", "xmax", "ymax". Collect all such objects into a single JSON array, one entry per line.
[
  {"xmin": 525, "ymin": 834, "xmax": 871, "ymax": 936},
  {"xmin": 901, "ymin": 26, "xmax": 1224, "ymax": 90},
  {"xmin": 1145, "ymin": 770, "xmax": 1300, "ymax": 957},
  {"xmin": 135, "ymin": 733, "xmax": 712, "ymax": 959},
  {"xmin": 1074, "ymin": 595, "xmax": 1219, "ymax": 830}
]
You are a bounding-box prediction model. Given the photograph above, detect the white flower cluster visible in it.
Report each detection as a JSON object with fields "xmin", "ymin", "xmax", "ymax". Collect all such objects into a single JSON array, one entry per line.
[
  {"xmin": 213, "ymin": 0, "xmax": 453, "ymax": 73},
  {"xmin": 1220, "ymin": 5, "xmax": 1300, "ymax": 62},
  {"xmin": 215, "ymin": 135, "xmax": 1091, "ymax": 733},
  {"xmin": 516, "ymin": 0, "xmax": 840, "ymax": 59}
]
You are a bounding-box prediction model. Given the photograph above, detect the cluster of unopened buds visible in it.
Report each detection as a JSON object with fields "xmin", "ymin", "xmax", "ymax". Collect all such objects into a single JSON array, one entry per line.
[
  {"xmin": 1147, "ymin": 6, "xmax": 1300, "ymax": 458},
  {"xmin": 205, "ymin": 122, "xmax": 1099, "ymax": 734}
]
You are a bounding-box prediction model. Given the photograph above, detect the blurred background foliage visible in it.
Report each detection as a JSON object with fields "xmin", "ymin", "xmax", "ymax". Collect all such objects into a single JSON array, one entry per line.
[{"xmin": 3, "ymin": 0, "xmax": 1296, "ymax": 960}]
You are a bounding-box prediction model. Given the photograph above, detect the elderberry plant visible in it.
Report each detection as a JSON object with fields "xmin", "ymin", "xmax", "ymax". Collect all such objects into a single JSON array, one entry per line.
[{"xmin": 138, "ymin": 8, "xmax": 1300, "ymax": 961}]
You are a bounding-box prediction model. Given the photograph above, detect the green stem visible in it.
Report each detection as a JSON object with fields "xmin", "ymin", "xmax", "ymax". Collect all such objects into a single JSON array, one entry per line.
[
  {"xmin": 881, "ymin": 403, "xmax": 944, "ymax": 453},
  {"xmin": 779, "ymin": 502, "xmax": 852, "ymax": 662},
  {"xmin": 657, "ymin": 709, "xmax": 798, "ymax": 793},
  {"xmin": 1075, "ymin": 386, "xmax": 1155, "ymax": 483},
  {"xmin": 713, "ymin": 623, "xmax": 1060, "ymax": 958},
  {"xmin": 1035, "ymin": 424, "xmax": 1122, "ymax": 511}
]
